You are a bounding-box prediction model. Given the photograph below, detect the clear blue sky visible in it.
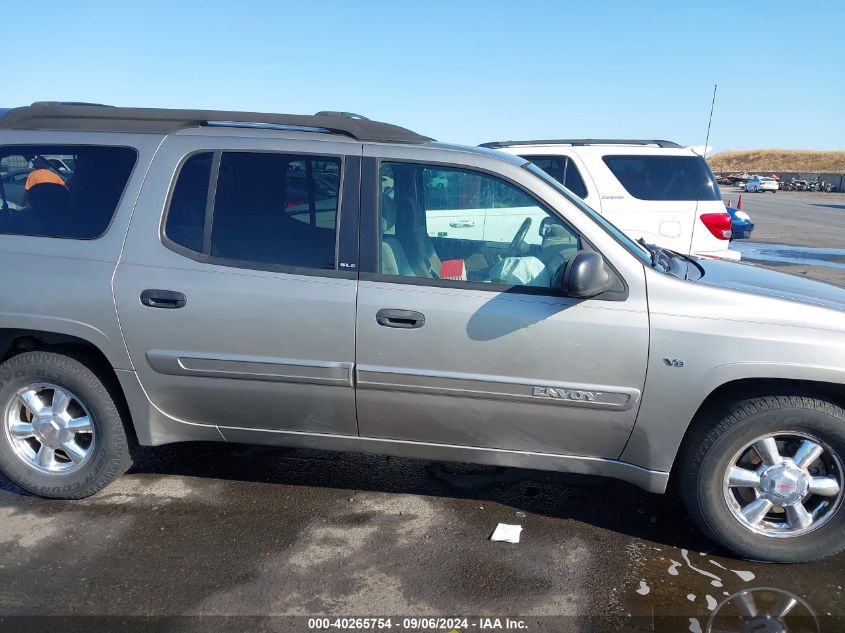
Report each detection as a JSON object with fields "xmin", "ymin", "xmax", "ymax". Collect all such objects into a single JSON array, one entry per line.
[{"xmin": 2, "ymin": 0, "xmax": 843, "ymax": 151}]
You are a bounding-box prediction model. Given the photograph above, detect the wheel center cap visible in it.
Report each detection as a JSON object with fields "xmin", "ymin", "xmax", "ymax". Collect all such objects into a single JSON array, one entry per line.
[
  {"xmin": 34, "ymin": 416, "xmax": 67, "ymax": 448},
  {"xmin": 760, "ymin": 463, "xmax": 809, "ymax": 505}
]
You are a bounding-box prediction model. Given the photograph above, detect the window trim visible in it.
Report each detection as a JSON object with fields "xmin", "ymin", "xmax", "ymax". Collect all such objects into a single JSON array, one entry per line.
[
  {"xmin": 362, "ymin": 157, "xmax": 627, "ymax": 301},
  {"xmin": 0, "ymin": 143, "xmax": 139, "ymax": 241},
  {"xmin": 159, "ymin": 148, "xmax": 354, "ymax": 279}
]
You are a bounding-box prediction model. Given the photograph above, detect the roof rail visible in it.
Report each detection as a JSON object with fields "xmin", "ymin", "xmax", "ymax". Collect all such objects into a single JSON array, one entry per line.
[
  {"xmin": 30, "ymin": 101, "xmax": 114, "ymax": 107},
  {"xmin": 204, "ymin": 121, "xmax": 333, "ymax": 134},
  {"xmin": 0, "ymin": 104, "xmax": 431, "ymax": 144},
  {"xmin": 480, "ymin": 139, "xmax": 682, "ymax": 149},
  {"xmin": 314, "ymin": 111, "xmax": 370, "ymax": 120}
]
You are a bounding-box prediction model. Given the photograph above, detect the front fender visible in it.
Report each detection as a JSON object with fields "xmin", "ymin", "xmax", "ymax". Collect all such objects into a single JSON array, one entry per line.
[{"xmin": 620, "ymin": 302, "xmax": 845, "ymax": 473}]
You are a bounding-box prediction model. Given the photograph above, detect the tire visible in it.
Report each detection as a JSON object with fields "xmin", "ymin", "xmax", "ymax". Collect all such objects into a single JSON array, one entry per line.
[
  {"xmin": 0, "ymin": 351, "xmax": 132, "ymax": 498},
  {"xmin": 679, "ymin": 394, "xmax": 845, "ymax": 562}
]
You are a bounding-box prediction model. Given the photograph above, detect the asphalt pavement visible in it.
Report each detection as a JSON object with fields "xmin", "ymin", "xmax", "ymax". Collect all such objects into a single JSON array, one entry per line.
[
  {"xmin": 724, "ymin": 188, "xmax": 845, "ymax": 287},
  {"xmin": 1, "ymin": 192, "xmax": 844, "ymax": 633}
]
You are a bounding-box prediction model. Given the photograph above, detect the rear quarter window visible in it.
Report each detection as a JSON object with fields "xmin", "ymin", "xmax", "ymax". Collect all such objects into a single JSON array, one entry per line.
[
  {"xmin": 602, "ymin": 155, "xmax": 721, "ymax": 201},
  {"xmin": 520, "ymin": 155, "xmax": 588, "ymax": 199},
  {"xmin": 0, "ymin": 145, "xmax": 137, "ymax": 239}
]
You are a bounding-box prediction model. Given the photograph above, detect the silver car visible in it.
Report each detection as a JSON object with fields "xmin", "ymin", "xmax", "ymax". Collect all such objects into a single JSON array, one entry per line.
[{"xmin": 1, "ymin": 103, "xmax": 843, "ymax": 563}]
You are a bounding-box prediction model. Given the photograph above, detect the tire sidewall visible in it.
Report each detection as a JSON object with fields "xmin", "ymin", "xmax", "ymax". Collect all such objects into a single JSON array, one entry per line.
[
  {"xmin": 0, "ymin": 352, "xmax": 127, "ymax": 498},
  {"xmin": 697, "ymin": 403, "xmax": 845, "ymax": 562}
]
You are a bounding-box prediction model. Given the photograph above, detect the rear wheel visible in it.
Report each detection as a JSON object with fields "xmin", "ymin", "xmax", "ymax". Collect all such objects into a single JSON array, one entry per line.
[
  {"xmin": 679, "ymin": 394, "xmax": 845, "ymax": 562},
  {"xmin": 0, "ymin": 351, "xmax": 132, "ymax": 498}
]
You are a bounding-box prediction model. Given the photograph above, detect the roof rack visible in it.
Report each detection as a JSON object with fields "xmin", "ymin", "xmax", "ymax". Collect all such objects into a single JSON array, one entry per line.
[
  {"xmin": 0, "ymin": 103, "xmax": 431, "ymax": 144},
  {"xmin": 480, "ymin": 139, "xmax": 682, "ymax": 149}
]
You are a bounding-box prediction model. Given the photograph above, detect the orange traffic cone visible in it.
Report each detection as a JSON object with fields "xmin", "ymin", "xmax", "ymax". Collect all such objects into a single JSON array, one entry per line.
[{"xmin": 736, "ymin": 194, "xmax": 744, "ymax": 211}]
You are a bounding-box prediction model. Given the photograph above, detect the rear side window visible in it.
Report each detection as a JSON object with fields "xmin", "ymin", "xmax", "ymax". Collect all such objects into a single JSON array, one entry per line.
[
  {"xmin": 0, "ymin": 145, "xmax": 137, "ymax": 239},
  {"xmin": 602, "ymin": 155, "xmax": 721, "ymax": 201},
  {"xmin": 163, "ymin": 151, "xmax": 341, "ymax": 271},
  {"xmin": 165, "ymin": 152, "xmax": 212, "ymax": 252},
  {"xmin": 521, "ymin": 155, "xmax": 588, "ymax": 199}
]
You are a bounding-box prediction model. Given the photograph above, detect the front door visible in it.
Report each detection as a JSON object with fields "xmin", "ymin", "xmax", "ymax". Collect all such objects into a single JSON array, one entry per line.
[
  {"xmin": 355, "ymin": 153, "xmax": 649, "ymax": 459},
  {"xmin": 114, "ymin": 135, "xmax": 361, "ymax": 435}
]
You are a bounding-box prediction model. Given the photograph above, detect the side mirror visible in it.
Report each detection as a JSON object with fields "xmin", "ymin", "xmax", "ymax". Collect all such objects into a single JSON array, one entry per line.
[{"xmin": 557, "ymin": 251, "xmax": 614, "ymax": 298}]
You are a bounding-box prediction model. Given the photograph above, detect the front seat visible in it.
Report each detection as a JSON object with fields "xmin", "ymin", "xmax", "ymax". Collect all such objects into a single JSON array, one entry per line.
[
  {"xmin": 380, "ymin": 195, "xmax": 415, "ymax": 276},
  {"xmin": 395, "ymin": 195, "xmax": 440, "ymax": 278}
]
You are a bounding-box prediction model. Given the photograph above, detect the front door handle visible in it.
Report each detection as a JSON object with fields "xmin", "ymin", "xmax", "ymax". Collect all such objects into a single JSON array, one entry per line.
[
  {"xmin": 376, "ymin": 309, "xmax": 425, "ymax": 329},
  {"xmin": 140, "ymin": 289, "xmax": 187, "ymax": 309}
]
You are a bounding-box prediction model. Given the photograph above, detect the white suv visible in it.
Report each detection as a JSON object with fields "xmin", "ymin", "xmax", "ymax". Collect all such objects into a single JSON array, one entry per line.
[{"xmin": 481, "ymin": 139, "xmax": 739, "ymax": 260}]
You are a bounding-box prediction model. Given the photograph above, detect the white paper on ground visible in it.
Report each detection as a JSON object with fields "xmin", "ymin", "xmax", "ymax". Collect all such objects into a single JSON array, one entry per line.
[{"xmin": 490, "ymin": 523, "xmax": 522, "ymax": 543}]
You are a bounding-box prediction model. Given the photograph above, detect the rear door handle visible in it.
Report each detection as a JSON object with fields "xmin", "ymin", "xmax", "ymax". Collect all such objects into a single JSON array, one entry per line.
[
  {"xmin": 375, "ymin": 309, "xmax": 425, "ymax": 329},
  {"xmin": 449, "ymin": 219, "xmax": 476, "ymax": 228},
  {"xmin": 140, "ymin": 289, "xmax": 187, "ymax": 309}
]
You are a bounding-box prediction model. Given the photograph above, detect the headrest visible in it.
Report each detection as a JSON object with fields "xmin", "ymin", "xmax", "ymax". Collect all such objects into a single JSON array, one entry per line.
[{"xmin": 541, "ymin": 224, "xmax": 578, "ymax": 254}]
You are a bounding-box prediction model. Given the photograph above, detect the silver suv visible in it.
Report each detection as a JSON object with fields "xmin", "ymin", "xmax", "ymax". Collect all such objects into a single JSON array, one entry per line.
[{"xmin": 1, "ymin": 103, "xmax": 844, "ymax": 563}]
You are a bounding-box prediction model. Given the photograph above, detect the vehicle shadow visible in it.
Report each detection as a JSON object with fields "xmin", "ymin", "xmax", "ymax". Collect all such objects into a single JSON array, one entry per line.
[{"xmin": 53, "ymin": 441, "xmax": 715, "ymax": 554}]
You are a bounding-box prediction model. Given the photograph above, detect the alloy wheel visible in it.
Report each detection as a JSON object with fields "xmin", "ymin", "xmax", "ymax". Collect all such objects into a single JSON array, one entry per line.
[
  {"xmin": 723, "ymin": 432, "xmax": 843, "ymax": 537},
  {"xmin": 3, "ymin": 383, "xmax": 96, "ymax": 474}
]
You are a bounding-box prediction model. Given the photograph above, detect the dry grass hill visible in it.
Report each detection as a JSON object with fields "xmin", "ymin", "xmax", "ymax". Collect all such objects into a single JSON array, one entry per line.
[{"xmin": 708, "ymin": 149, "xmax": 845, "ymax": 173}]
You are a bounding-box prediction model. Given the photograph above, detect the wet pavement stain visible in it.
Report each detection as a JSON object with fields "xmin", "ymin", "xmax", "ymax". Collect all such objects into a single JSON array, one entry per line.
[{"xmin": 734, "ymin": 242, "xmax": 845, "ymax": 270}]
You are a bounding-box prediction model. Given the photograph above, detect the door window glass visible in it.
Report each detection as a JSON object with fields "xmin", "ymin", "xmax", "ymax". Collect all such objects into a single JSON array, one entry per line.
[
  {"xmin": 378, "ymin": 162, "xmax": 580, "ymax": 290},
  {"xmin": 211, "ymin": 152, "xmax": 339, "ymax": 269},
  {"xmin": 163, "ymin": 151, "xmax": 342, "ymax": 270}
]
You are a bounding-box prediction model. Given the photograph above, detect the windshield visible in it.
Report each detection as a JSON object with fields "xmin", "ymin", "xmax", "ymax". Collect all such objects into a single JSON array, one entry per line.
[{"xmin": 523, "ymin": 162, "xmax": 652, "ymax": 265}]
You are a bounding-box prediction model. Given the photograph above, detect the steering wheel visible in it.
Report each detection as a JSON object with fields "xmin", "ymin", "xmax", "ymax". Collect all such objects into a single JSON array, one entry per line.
[{"xmin": 505, "ymin": 217, "xmax": 532, "ymax": 258}]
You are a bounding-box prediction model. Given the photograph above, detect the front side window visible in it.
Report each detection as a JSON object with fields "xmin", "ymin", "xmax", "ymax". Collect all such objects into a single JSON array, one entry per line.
[
  {"xmin": 521, "ymin": 155, "xmax": 588, "ymax": 199},
  {"xmin": 0, "ymin": 145, "xmax": 137, "ymax": 238},
  {"xmin": 602, "ymin": 154, "xmax": 721, "ymax": 201},
  {"xmin": 163, "ymin": 151, "xmax": 341, "ymax": 271},
  {"xmin": 378, "ymin": 162, "xmax": 580, "ymax": 290}
]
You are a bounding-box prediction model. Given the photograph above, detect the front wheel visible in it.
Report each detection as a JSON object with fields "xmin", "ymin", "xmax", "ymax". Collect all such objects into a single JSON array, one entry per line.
[
  {"xmin": 0, "ymin": 351, "xmax": 132, "ymax": 498},
  {"xmin": 679, "ymin": 394, "xmax": 845, "ymax": 562}
]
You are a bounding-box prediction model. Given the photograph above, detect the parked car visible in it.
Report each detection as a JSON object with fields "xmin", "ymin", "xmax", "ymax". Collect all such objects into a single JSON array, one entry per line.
[
  {"xmin": 746, "ymin": 176, "xmax": 779, "ymax": 193},
  {"xmin": 483, "ymin": 139, "xmax": 739, "ymax": 260},
  {"xmin": 726, "ymin": 206, "xmax": 754, "ymax": 239},
  {"xmin": 2, "ymin": 104, "xmax": 845, "ymax": 563},
  {"xmin": 0, "ymin": 169, "xmax": 30, "ymax": 206}
]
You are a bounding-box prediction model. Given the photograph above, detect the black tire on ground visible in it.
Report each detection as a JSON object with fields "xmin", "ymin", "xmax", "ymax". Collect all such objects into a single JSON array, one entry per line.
[
  {"xmin": 0, "ymin": 351, "xmax": 132, "ymax": 498},
  {"xmin": 678, "ymin": 394, "xmax": 845, "ymax": 563}
]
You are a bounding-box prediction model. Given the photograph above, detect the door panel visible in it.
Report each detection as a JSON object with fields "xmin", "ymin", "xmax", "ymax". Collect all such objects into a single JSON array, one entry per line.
[
  {"xmin": 356, "ymin": 283, "xmax": 647, "ymax": 458},
  {"xmin": 114, "ymin": 135, "xmax": 360, "ymax": 435},
  {"xmin": 116, "ymin": 263, "xmax": 358, "ymax": 433}
]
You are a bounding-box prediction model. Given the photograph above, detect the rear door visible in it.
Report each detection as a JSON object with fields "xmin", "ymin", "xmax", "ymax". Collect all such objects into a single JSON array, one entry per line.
[
  {"xmin": 354, "ymin": 146, "xmax": 650, "ymax": 459},
  {"xmin": 114, "ymin": 133, "xmax": 361, "ymax": 435}
]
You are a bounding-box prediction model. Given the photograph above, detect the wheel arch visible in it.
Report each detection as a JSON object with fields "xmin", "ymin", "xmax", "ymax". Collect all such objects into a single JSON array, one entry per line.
[
  {"xmin": 0, "ymin": 329, "xmax": 139, "ymax": 447},
  {"xmin": 670, "ymin": 377, "xmax": 845, "ymax": 482}
]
